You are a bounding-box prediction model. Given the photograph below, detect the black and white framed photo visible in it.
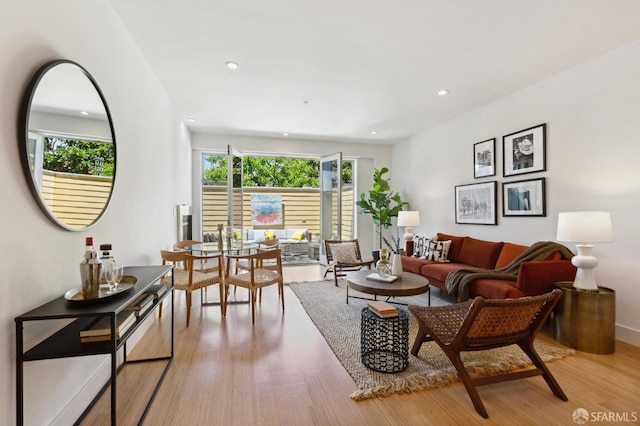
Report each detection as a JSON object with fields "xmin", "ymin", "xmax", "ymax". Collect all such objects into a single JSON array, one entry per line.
[
  {"xmin": 502, "ymin": 177, "xmax": 546, "ymax": 217},
  {"xmin": 502, "ymin": 123, "xmax": 546, "ymax": 177},
  {"xmin": 473, "ymin": 138, "xmax": 496, "ymax": 178},
  {"xmin": 455, "ymin": 181, "xmax": 497, "ymax": 225}
]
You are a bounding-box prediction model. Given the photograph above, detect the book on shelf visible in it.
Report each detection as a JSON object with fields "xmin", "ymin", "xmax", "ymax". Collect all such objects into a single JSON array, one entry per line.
[
  {"xmin": 145, "ymin": 283, "xmax": 168, "ymax": 299},
  {"xmin": 367, "ymin": 300, "xmax": 398, "ymax": 318},
  {"xmin": 80, "ymin": 310, "xmax": 136, "ymax": 341},
  {"xmin": 124, "ymin": 293, "xmax": 155, "ymax": 317},
  {"xmin": 366, "ymin": 273, "xmax": 399, "ymax": 283}
]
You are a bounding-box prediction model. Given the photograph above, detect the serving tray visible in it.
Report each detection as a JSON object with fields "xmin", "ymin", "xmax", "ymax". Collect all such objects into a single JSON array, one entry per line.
[{"xmin": 64, "ymin": 275, "xmax": 137, "ymax": 303}]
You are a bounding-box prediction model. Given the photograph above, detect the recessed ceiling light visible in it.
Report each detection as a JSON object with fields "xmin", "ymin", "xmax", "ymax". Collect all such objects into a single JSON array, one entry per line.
[
  {"xmin": 283, "ymin": 133, "xmax": 289, "ymax": 136},
  {"xmin": 438, "ymin": 89, "xmax": 450, "ymax": 96},
  {"xmin": 186, "ymin": 118, "xmax": 196, "ymax": 122},
  {"xmin": 80, "ymin": 111, "xmax": 89, "ymax": 116},
  {"xmin": 370, "ymin": 131, "xmax": 378, "ymax": 135},
  {"xmin": 226, "ymin": 61, "xmax": 239, "ymax": 70}
]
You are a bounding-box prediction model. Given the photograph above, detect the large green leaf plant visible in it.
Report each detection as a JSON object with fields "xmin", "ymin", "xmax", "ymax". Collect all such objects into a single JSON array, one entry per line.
[{"xmin": 356, "ymin": 167, "xmax": 408, "ymax": 252}]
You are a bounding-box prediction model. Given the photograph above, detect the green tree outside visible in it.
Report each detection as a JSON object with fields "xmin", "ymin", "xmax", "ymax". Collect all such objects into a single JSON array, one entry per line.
[
  {"xmin": 203, "ymin": 155, "xmax": 352, "ymax": 188},
  {"xmin": 43, "ymin": 137, "xmax": 115, "ymax": 176}
]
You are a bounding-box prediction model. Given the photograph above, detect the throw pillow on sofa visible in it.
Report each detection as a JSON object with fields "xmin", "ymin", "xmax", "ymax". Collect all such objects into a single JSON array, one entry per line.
[
  {"xmin": 426, "ymin": 239, "xmax": 451, "ymax": 262},
  {"xmin": 291, "ymin": 231, "xmax": 305, "ymax": 241},
  {"xmin": 264, "ymin": 231, "xmax": 276, "ymax": 240},
  {"xmin": 413, "ymin": 236, "xmax": 429, "ymax": 258}
]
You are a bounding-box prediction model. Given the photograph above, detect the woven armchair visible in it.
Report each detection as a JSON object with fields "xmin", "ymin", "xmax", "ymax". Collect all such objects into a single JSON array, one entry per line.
[
  {"xmin": 408, "ymin": 289, "xmax": 567, "ymax": 418},
  {"xmin": 323, "ymin": 239, "xmax": 374, "ymax": 286}
]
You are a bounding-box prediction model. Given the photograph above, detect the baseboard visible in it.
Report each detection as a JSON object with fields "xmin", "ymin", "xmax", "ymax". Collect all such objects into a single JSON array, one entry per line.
[{"xmin": 616, "ymin": 324, "xmax": 640, "ymax": 348}]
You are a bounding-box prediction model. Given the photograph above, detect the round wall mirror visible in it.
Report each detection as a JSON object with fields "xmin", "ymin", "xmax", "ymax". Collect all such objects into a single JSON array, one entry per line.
[{"xmin": 18, "ymin": 60, "xmax": 116, "ymax": 231}]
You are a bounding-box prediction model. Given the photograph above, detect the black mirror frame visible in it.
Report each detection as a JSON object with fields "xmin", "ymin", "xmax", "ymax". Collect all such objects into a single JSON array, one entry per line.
[{"xmin": 17, "ymin": 60, "xmax": 117, "ymax": 231}]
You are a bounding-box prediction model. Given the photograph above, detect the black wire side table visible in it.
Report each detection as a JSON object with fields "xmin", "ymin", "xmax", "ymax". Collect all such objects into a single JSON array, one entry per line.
[{"xmin": 360, "ymin": 307, "xmax": 409, "ymax": 373}]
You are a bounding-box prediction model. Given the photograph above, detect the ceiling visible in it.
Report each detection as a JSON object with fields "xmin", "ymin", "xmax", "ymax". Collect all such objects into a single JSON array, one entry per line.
[{"xmin": 109, "ymin": 0, "xmax": 640, "ymax": 143}]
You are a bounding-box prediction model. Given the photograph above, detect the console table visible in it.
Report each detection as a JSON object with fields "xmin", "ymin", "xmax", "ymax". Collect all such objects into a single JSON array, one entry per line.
[{"xmin": 15, "ymin": 265, "xmax": 174, "ymax": 425}]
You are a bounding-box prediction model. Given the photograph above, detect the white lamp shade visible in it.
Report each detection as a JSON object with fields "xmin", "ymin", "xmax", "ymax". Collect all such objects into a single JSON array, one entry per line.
[
  {"xmin": 397, "ymin": 211, "xmax": 420, "ymax": 227},
  {"xmin": 556, "ymin": 211, "xmax": 613, "ymax": 243}
]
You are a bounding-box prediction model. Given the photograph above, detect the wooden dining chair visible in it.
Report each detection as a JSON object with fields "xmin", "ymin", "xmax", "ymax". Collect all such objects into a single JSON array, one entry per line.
[
  {"xmin": 323, "ymin": 239, "xmax": 374, "ymax": 286},
  {"xmin": 160, "ymin": 250, "xmax": 225, "ymax": 327},
  {"xmin": 408, "ymin": 289, "xmax": 567, "ymax": 418},
  {"xmin": 224, "ymin": 249, "xmax": 284, "ymax": 324}
]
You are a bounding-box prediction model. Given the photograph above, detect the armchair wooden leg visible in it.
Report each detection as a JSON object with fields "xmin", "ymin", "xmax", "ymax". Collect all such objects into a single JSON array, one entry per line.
[
  {"xmin": 518, "ymin": 341, "xmax": 568, "ymax": 401},
  {"xmin": 411, "ymin": 327, "xmax": 429, "ymax": 356},
  {"xmin": 279, "ymin": 282, "xmax": 285, "ymax": 311},
  {"xmin": 447, "ymin": 351, "xmax": 489, "ymax": 418},
  {"xmin": 218, "ymin": 283, "xmax": 225, "ymax": 316},
  {"xmin": 186, "ymin": 291, "xmax": 192, "ymax": 328}
]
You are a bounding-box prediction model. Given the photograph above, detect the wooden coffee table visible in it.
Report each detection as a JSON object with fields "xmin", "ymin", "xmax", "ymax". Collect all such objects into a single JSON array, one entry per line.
[{"xmin": 345, "ymin": 269, "xmax": 430, "ymax": 306}]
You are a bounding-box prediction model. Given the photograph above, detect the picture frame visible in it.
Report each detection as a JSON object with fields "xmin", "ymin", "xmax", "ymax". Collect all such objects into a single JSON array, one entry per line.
[
  {"xmin": 454, "ymin": 181, "xmax": 497, "ymax": 225},
  {"xmin": 502, "ymin": 123, "xmax": 546, "ymax": 177},
  {"xmin": 473, "ymin": 138, "xmax": 496, "ymax": 178},
  {"xmin": 502, "ymin": 177, "xmax": 546, "ymax": 217}
]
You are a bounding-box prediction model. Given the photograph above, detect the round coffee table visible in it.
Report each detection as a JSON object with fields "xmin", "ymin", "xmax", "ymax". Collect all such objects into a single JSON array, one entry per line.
[{"xmin": 345, "ymin": 269, "xmax": 430, "ymax": 306}]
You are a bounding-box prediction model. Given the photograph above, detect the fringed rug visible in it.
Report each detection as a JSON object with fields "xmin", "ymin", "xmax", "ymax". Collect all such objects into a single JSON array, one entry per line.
[{"xmin": 289, "ymin": 280, "xmax": 574, "ymax": 400}]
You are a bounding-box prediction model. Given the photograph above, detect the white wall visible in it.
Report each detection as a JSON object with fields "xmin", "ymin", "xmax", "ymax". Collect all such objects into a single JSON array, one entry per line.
[
  {"xmin": 392, "ymin": 39, "xmax": 640, "ymax": 346},
  {"xmin": 190, "ymin": 133, "xmax": 394, "ymax": 254},
  {"xmin": 0, "ymin": 1, "xmax": 191, "ymax": 424}
]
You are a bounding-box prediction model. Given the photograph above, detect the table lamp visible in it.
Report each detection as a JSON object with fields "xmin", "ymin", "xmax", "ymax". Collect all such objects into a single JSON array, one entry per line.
[
  {"xmin": 397, "ymin": 211, "xmax": 420, "ymax": 241},
  {"xmin": 556, "ymin": 211, "xmax": 613, "ymax": 292}
]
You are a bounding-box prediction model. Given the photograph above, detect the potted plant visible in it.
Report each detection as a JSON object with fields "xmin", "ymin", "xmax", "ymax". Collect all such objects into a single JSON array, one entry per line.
[{"xmin": 356, "ymin": 167, "xmax": 408, "ymax": 260}]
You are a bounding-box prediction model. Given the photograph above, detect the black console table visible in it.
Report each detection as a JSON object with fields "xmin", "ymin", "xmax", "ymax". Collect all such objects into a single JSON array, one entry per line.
[{"xmin": 15, "ymin": 265, "xmax": 174, "ymax": 426}]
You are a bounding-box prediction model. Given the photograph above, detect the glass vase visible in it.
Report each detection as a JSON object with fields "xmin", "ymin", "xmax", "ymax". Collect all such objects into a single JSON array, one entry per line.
[{"xmin": 376, "ymin": 249, "xmax": 392, "ymax": 278}]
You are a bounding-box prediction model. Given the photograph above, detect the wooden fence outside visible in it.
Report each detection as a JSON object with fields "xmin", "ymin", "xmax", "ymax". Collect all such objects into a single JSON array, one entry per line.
[
  {"xmin": 43, "ymin": 171, "xmax": 112, "ymax": 228},
  {"xmin": 202, "ymin": 186, "xmax": 354, "ymax": 241}
]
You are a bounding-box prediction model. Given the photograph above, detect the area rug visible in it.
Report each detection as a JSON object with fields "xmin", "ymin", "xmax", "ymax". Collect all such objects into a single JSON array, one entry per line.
[{"xmin": 288, "ymin": 280, "xmax": 575, "ymax": 400}]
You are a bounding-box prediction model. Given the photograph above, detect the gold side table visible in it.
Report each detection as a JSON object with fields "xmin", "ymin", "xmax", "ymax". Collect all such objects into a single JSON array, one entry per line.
[{"xmin": 553, "ymin": 281, "xmax": 615, "ymax": 354}]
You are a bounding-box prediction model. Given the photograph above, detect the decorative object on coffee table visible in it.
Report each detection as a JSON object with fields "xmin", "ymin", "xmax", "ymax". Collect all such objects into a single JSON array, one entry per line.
[
  {"xmin": 556, "ymin": 211, "xmax": 614, "ymax": 291},
  {"xmin": 503, "ymin": 123, "xmax": 546, "ymax": 177}
]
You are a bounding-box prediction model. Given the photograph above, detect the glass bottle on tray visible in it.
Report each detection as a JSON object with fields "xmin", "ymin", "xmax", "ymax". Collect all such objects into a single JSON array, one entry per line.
[{"xmin": 80, "ymin": 237, "xmax": 101, "ymax": 298}]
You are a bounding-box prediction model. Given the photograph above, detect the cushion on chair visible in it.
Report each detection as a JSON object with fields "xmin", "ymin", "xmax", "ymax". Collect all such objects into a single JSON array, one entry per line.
[{"xmin": 330, "ymin": 242, "xmax": 358, "ymax": 263}]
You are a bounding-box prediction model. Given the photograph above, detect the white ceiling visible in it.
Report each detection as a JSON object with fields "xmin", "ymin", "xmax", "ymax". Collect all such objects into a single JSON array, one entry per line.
[{"xmin": 109, "ymin": 0, "xmax": 640, "ymax": 143}]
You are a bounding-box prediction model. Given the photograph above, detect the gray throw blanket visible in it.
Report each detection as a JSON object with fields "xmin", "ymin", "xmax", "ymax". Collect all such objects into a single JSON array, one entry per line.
[{"xmin": 445, "ymin": 241, "xmax": 574, "ymax": 302}]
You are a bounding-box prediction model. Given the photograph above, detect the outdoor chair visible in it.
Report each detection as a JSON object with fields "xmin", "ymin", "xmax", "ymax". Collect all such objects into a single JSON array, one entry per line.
[
  {"xmin": 224, "ymin": 249, "xmax": 284, "ymax": 324},
  {"xmin": 408, "ymin": 289, "xmax": 567, "ymax": 418},
  {"xmin": 160, "ymin": 250, "xmax": 225, "ymax": 327},
  {"xmin": 323, "ymin": 239, "xmax": 374, "ymax": 286}
]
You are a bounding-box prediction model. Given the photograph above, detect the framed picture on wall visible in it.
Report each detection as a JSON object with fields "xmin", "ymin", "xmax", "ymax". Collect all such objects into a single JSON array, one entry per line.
[
  {"xmin": 502, "ymin": 177, "xmax": 546, "ymax": 217},
  {"xmin": 454, "ymin": 181, "xmax": 497, "ymax": 225},
  {"xmin": 503, "ymin": 123, "xmax": 546, "ymax": 177},
  {"xmin": 473, "ymin": 138, "xmax": 496, "ymax": 178}
]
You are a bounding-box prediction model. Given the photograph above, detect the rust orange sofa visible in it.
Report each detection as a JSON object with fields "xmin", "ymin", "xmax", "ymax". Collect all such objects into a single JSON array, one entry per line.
[{"xmin": 401, "ymin": 233, "xmax": 577, "ymax": 300}]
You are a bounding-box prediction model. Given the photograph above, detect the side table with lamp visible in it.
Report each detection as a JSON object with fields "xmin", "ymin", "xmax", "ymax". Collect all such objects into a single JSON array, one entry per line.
[{"xmin": 554, "ymin": 211, "xmax": 616, "ymax": 354}]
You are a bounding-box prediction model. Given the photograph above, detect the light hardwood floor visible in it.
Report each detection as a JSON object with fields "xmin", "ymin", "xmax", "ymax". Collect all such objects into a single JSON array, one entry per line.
[{"xmin": 81, "ymin": 264, "xmax": 640, "ymax": 425}]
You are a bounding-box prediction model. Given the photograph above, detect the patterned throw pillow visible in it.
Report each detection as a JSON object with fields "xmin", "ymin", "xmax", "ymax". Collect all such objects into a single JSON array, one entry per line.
[
  {"xmin": 330, "ymin": 243, "xmax": 358, "ymax": 263},
  {"xmin": 412, "ymin": 236, "xmax": 425, "ymax": 258},
  {"xmin": 426, "ymin": 240, "xmax": 452, "ymax": 262}
]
